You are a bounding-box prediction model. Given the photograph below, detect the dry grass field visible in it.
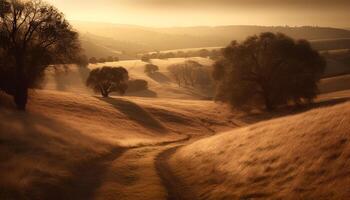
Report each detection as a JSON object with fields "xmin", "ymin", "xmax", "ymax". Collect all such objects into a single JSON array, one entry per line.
[
  {"xmin": 1, "ymin": 56, "xmax": 349, "ymax": 200},
  {"xmin": 0, "ymin": 88, "xmax": 233, "ymax": 199},
  {"xmin": 170, "ymin": 102, "xmax": 350, "ymax": 200}
]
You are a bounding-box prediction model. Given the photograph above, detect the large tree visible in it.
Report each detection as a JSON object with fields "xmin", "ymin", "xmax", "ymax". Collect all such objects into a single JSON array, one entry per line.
[
  {"xmin": 86, "ymin": 66, "xmax": 129, "ymax": 97},
  {"xmin": 0, "ymin": 0, "xmax": 81, "ymax": 110},
  {"xmin": 213, "ymin": 32, "xmax": 326, "ymax": 111}
]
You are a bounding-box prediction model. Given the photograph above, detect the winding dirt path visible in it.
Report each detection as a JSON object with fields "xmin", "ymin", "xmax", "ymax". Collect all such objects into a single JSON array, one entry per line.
[
  {"xmin": 40, "ymin": 134, "xmax": 197, "ymax": 200},
  {"xmin": 155, "ymin": 145, "xmax": 196, "ymax": 200}
]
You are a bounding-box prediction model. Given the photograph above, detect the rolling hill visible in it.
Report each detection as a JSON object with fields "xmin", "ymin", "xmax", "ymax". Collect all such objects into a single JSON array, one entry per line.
[
  {"xmin": 0, "ymin": 89, "xmax": 233, "ymax": 199},
  {"xmin": 170, "ymin": 101, "xmax": 350, "ymax": 200},
  {"xmin": 72, "ymin": 21, "xmax": 350, "ymax": 58}
]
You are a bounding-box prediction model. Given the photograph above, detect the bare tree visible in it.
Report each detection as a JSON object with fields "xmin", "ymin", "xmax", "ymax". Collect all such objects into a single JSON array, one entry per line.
[
  {"xmin": 168, "ymin": 60, "xmax": 206, "ymax": 87},
  {"xmin": 0, "ymin": 0, "xmax": 81, "ymax": 110}
]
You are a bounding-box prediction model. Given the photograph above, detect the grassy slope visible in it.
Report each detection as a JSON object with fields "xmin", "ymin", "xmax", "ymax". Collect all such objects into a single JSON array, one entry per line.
[
  {"xmin": 319, "ymin": 74, "xmax": 350, "ymax": 94},
  {"xmin": 0, "ymin": 89, "xmax": 232, "ymax": 199},
  {"xmin": 170, "ymin": 102, "xmax": 350, "ymax": 200}
]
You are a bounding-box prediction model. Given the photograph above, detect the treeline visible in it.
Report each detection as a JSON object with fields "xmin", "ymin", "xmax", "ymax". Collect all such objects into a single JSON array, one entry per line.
[
  {"xmin": 141, "ymin": 48, "xmax": 223, "ymax": 61},
  {"xmin": 88, "ymin": 56, "xmax": 120, "ymax": 64}
]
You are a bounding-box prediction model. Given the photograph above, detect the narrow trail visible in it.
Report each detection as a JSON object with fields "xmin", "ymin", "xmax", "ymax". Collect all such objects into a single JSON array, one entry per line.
[
  {"xmin": 41, "ymin": 134, "xmax": 195, "ymax": 200},
  {"xmin": 155, "ymin": 145, "xmax": 197, "ymax": 200}
]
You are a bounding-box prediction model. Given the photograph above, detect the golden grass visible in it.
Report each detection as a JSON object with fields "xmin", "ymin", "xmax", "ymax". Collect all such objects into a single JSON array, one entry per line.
[
  {"xmin": 0, "ymin": 89, "xmax": 232, "ymax": 199},
  {"xmin": 170, "ymin": 102, "xmax": 350, "ymax": 200}
]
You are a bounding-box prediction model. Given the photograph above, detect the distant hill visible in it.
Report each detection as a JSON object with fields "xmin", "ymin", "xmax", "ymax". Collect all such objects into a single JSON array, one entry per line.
[{"xmin": 73, "ymin": 21, "xmax": 350, "ymax": 58}]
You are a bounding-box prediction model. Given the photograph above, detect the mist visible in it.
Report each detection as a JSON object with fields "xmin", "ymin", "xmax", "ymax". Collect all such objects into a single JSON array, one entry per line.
[{"xmin": 47, "ymin": 0, "xmax": 350, "ymax": 27}]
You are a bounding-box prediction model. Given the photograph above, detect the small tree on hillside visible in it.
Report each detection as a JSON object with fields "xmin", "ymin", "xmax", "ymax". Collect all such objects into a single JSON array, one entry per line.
[
  {"xmin": 86, "ymin": 66, "xmax": 129, "ymax": 97},
  {"xmin": 0, "ymin": 0, "xmax": 81, "ymax": 110},
  {"xmin": 213, "ymin": 32, "xmax": 326, "ymax": 111},
  {"xmin": 144, "ymin": 64, "xmax": 159, "ymax": 74}
]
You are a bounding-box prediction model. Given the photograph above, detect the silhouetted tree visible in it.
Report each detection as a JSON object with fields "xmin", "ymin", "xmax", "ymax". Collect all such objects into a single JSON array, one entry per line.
[
  {"xmin": 144, "ymin": 64, "xmax": 159, "ymax": 74},
  {"xmin": 213, "ymin": 32, "xmax": 326, "ymax": 111},
  {"xmin": 0, "ymin": 0, "xmax": 81, "ymax": 110},
  {"xmin": 86, "ymin": 66, "xmax": 128, "ymax": 97}
]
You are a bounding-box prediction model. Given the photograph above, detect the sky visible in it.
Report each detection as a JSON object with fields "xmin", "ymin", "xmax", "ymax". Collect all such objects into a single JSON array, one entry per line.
[{"xmin": 46, "ymin": 0, "xmax": 350, "ymax": 28}]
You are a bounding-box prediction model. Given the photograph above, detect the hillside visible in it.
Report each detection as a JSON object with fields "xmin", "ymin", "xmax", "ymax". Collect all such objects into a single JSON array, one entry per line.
[
  {"xmin": 44, "ymin": 56, "xmax": 350, "ymax": 101},
  {"xmin": 170, "ymin": 101, "xmax": 350, "ymax": 200},
  {"xmin": 72, "ymin": 22, "xmax": 350, "ymax": 57},
  {"xmin": 319, "ymin": 74, "xmax": 350, "ymax": 94},
  {"xmin": 0, "ymin": 89, "xmax": 233, "ymax": 199}
]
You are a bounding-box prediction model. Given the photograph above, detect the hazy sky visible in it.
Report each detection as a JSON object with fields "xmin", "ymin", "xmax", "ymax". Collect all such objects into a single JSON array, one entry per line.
[{"xmin": 46, "ymin": 0, "xmax": 350, "ymax": 27}]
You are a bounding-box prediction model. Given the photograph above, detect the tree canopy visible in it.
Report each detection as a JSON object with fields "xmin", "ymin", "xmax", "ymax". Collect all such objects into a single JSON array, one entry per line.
[
  {"xmin": 213, "ymin": 32, "xmax": 326, "ymax": 111},
  {"xmin": 86, "ymin": 66, "xmax": 129, "ymax": 97}
]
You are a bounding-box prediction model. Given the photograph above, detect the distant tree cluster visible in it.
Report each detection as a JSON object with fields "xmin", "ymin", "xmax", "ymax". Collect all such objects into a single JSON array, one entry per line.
[
  {"xmin": 168, "ymin": 60, "xmax": 213, "ymax": 88},
  {"xmin": 144, "ymin": 64, "xmax": 159, "ymax": 74},
  {"xmin": 0, "ymin": 0, "xmax": 82, "ymax": 110},
  {"xmin": 86, "ymin": 66, "xmax": 129, "ymax": 97},
  {"xmin": 213, "ymin": 32, "xmax": 326, "ymax": 111},
  {"xmin": 89, "ymin": 56, "xmax": 119, "ymax": 64},
  {"xmin": 141, "ymin": 48, "xmax": 222, "ymax": 61}
]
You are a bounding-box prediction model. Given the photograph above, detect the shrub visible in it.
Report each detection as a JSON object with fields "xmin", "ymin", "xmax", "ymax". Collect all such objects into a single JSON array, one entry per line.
[
  {"xmin": 127, "ymin": 79, "xmax": 148, "ymax": 93},
  {"xmin": 144, "ymin": 64, "xmax": 159, "ymax": 74},
  {"xmin": 141, "ymin": 55, "xmax": 151, "ymax": 62}
]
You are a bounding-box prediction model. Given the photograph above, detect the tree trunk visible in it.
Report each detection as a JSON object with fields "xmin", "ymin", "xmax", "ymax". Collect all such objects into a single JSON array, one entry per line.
[
  {"xmin": 14, "ymin": 80, "xmax": 28, "ymax": 111},
  {"xmin": 264, "ymin": 96, "xmax": 274, "ymax": 111},
  {"xmin": 102, "ymin": 89, "xmax": 109, "ymax": 98},
  {"xmin": 102, "ymin": 92, "xmax": 109, "ymax": 98},
  {"xmin": 262, "ymin": 89, "xmax": 274, "ymax": 111},
  {"xmin": 14, "ymin": 55, "xmax": 28, "ymax": 111}
]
